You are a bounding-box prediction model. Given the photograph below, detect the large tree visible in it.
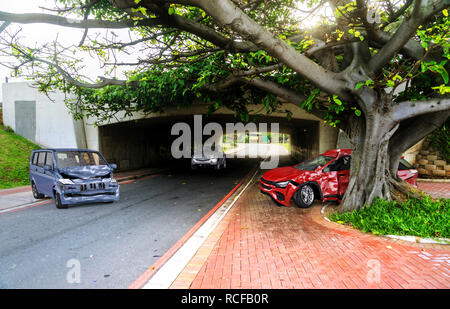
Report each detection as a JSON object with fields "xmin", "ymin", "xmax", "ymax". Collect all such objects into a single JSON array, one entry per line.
[{"xmin": 0, "ymin": 0, "xmax": 449, "ymax": 211}]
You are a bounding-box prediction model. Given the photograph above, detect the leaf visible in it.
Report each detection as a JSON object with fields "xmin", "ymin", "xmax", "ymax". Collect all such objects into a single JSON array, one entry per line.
[
  {"xmin": 443, "ymin": 9, "xmax": 448, "ymax": 17},
  {"xmin": 440, "ymin": 68, "xmax": 449, "ymax": 84},
  {"xmin": 168, "ymin": 7, "xmax": 175, "ymax": 15},
  {"xmin": 355, "ymin": 82, "xmax": 364, "ymax": 90}
]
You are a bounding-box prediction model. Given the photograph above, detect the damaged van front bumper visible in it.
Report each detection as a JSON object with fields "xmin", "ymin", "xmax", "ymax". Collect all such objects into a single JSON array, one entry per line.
[{"xmin": 56, "ymin": 178, "xmax": 120, "ymax": 205}]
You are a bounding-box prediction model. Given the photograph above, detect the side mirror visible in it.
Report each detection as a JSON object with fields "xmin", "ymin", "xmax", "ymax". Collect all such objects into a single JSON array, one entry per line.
[
  {"xmin": 315, "ymin": 165, "xmax": 322, "ymax": 172},
  {"xmin": 109, "ymin": 163, "xmax": 117, "ymax": 170},
  {"xmin": 44, "ymin": 164, "xmax": 53, "ymax": 171}
]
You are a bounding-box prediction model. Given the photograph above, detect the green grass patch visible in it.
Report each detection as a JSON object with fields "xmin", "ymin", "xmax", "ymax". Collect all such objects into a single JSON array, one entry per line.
[
  {"xmin": 329, "ymin": 196, "xmax": 450, "ymax": 239},
  {"xmin": 0, "ymin": 125, "xmax": 40, "ymax": 189}
]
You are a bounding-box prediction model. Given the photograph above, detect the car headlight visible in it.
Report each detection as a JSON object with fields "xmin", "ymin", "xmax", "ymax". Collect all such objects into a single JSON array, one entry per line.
[
  {"xmin": 275, "ymin": 181, "xmax": 290, "ymax": 188},
  {"xmin": 58, "ymin": 179, "xmax": 74, "ymax": 185}
]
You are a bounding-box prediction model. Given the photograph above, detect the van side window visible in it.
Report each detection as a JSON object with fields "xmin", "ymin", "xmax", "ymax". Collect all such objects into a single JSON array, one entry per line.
[
  {"xmin": 32, "ymin": 153, "xmax": 39, "ymax": 165},
  {"xmin": 45, "ymin": 152, "xmax": 54, "ymax": 169},
  {"xmin": 37, "ymin": 152, "xmax": 46, "ymax": 167}
]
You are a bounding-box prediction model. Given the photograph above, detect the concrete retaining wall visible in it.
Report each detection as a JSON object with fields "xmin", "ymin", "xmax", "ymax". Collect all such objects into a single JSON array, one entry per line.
[
  {"xmin": 414, "ymin": 140, "xmax": 449, "ymax": 179},
  {"xmin": 1, "ymin": 82, "xmax": 86, "ymax": 149}
]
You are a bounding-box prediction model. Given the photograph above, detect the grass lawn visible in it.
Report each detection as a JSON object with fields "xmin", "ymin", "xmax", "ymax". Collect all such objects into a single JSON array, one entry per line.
[
  {"xmin": 0, "ymin": 125, "xmax": 40, "ymax": 189},
  {"xmin": 329, "ymin": 196, "xmax": 450, "ymax": 239}
]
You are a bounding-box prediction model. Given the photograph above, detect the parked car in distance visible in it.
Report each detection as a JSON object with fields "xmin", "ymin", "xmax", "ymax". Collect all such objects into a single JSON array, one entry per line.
[
  {"xmin": 259, "ymin": 148, "xmax": 418, "ymax": 208},
  {"xmin": 191, "ymin": 146, "xmax": 227, "ymax": 170},
  {"xmin": 30, "ymin": 149, "xmax": 120, "ymax": 209}
]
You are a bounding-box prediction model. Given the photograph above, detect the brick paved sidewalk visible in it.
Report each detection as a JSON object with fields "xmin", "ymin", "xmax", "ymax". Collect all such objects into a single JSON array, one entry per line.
[
  {"xmin": 170, "ymin": 175, "xmax": 450, "ymax": 289},
  {"xmin": 417, "ymin": 181, "xmax": 450, "ymax": 199}
]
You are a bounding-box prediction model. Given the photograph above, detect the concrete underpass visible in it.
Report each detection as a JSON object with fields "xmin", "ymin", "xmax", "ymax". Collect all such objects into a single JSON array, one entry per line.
[{"xmin": 98, "ymin": 114, "xmax": 336, "ymax": 172}]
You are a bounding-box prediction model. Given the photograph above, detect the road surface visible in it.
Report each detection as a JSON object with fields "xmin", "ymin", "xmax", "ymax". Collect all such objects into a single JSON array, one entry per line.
[{"xmin": 0, "ymin": 159, "xmax": 257, "ymax": 288}]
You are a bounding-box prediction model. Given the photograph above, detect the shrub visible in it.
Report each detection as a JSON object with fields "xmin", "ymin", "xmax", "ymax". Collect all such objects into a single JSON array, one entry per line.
[{"xmin": 329, "ymin": 196, "xmax": 449, "ymax": 238}]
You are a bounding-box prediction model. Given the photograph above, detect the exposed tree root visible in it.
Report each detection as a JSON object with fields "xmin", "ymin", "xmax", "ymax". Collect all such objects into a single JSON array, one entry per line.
[{"xmin": 390, "ymin": 178, "xmax": 429, "ymax": 203}]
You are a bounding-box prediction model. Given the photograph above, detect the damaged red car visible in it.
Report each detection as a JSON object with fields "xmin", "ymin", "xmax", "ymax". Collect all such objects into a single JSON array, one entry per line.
[{"xmin": 259, "ymin": 149, "xmax": 418, "ymax": 208}]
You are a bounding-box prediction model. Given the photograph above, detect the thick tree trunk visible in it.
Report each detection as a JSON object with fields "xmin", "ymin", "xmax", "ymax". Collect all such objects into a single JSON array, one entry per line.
[
  {"xmin": 339, "ymin": 112, "xmax": 399, "ymax": 211},
  {"xmin": 337, "ymin": 86, "xmax": 401, "ymax": 212},
  {"xmin": 338, "ymin": 96, "xmax": 449, "ymax": 212}
]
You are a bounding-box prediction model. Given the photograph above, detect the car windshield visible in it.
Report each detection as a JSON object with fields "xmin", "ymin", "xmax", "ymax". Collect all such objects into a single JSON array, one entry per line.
[
  {"xmin": 294, "ymin": 155, "xmax": 335, "ymax": 171},
  {"xmin": 55, "ymin": 151, "xmax": 107, "ymax": 169}
]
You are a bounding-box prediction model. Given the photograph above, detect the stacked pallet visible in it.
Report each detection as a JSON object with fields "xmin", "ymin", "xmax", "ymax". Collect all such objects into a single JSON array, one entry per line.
[{"xmin": 415, "ymin": 140, "xmax": 449, "ymax": 179}]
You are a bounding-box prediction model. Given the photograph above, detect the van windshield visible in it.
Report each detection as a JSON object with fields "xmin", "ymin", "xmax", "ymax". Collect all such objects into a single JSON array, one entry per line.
[
  {"xmin": 55, "ymin": 151, "xmax": 107, "ymax": 169},
  {"xmin": 294, "ymin": 155, "xmax": 334, "ymax": 171}
]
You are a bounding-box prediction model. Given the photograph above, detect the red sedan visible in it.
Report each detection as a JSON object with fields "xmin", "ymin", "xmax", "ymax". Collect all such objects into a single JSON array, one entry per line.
[{"xmin": 259, "ymin": 149, "xmax": 418, "ymax": 208}]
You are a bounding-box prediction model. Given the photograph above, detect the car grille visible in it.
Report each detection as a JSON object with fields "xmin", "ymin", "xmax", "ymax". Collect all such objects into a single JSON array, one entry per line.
[
  {"xmin": 275, "ymin": 192, "xmax": 285, "ymax": 201},
  {"xmin": 260, "ymin": 183, "xmax": 272, "ymax": 190},
  {"xmin": 260, "ymin": 178, "xmax": 277, "ymax": 186}
]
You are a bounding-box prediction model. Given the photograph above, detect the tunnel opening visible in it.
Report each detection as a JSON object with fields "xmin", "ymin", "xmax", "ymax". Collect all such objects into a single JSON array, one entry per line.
[
  {"xmin": 222, "ymin": 132, "xmax": 291, "ymax": 159},
  {"xmin": 98, "ymin": 114, "xmax": 322, "ymax": 172}
]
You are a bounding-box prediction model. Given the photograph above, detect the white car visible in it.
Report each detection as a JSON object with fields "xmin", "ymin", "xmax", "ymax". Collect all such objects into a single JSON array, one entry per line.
[{"xmin": 191, "ymin": 151, "xmax": 227, "ymax": 170}]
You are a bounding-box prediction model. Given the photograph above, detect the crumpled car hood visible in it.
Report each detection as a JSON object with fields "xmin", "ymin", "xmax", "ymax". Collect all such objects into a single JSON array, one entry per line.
[
  {"xmin": 59, "ymin": 165, "xmax": 112, "ymax": 180},
  {"xmin": 261, "ymin": 166, "xmax": 303, "ymax": 182}
]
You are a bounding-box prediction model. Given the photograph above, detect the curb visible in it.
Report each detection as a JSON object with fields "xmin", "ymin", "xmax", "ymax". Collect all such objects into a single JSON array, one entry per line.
[
  {"xmin": 417, "ymin": 178, "xmax": 450, "ymax": 183},
  {"xmin": 129, "ymin": 165, "xmax": 259, "ymax": 289},
  {"xmin": 321, "ymin": 205, "xmax": 449, "ymax": 246},
  {"xmin": 0, "ymin": 186, "xmax": 31, "ymax": 196}
]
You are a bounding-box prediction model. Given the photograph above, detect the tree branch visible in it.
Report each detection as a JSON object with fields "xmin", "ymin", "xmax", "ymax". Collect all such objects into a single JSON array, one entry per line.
[
  {"xmin": 0, "ymin": 11, "xmax": 163, "ymax": 29},
  {"xmin": 369, "ymin": 0, "xmax": 450, "ymax": 73},
  {"xmin": 197, "ymin": 0, "xmax": 349, "ymax": 100},
  {"xmin": 388, "ymin": 110, "xmax": 450, "ymax": 177},
  {"xmin": 392, "ymin": 98, "xmax": 450, "ymax": 122}
]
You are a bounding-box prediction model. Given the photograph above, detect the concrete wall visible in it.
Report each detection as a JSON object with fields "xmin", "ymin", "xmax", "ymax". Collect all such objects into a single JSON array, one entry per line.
[
  {"xmin": 290, "ymin": 122, "xmax": 319, "ymax": 161},
  {"xmin": 1, "ymin": 82, "xmax": 86, "ymax": 149}
]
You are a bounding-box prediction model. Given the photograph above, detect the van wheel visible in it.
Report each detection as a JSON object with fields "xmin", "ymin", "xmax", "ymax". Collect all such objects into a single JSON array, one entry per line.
[
  {"xmin": 293, "ymin": 184, "xmax": 315, "ymax": 208},
  {"xmin": 31, "ymin": 182, "xmax": 45, "ymax": 199},
  {"xmin": 55, "ymin": 192, "xmax": 68, "ymax": 209}
]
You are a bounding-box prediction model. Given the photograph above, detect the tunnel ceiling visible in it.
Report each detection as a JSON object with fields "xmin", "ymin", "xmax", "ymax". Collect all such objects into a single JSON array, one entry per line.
[{"xmin": 99, "ymin": 114, "xmax": 318, "ymax": 135}]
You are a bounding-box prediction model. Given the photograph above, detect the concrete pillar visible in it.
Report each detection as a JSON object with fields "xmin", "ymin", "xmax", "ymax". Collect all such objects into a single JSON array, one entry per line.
[
  {"xmin": 318, "ymin": 122, "xmax": 338, "ymax": 153},
  {"xmin": 83, "ymin": 119, "xmax": 100, "ymax": 151}
]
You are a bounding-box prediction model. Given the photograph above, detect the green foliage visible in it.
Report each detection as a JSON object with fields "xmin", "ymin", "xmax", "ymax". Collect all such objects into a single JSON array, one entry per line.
[
  {"xmin": 330, "ymin": 196, "xmax": 450, "ymax": 238},
  {"xmin": 0, "ymin": 125, "xmax": 40, "ymax": 189},
  {"xmin": 426, "ymin": 117, "xmax": 450, "ymax": 161},
  {"xmin": 3, "ymin": 0, "xmax": 449, "ymax": 129}
]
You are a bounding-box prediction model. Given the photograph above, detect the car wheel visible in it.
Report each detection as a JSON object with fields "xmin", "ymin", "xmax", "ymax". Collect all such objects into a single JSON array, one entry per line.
[
  {"xmin": 55, "ymin": 192, "xmax": 68, "ymax": 209},
  {"xmin": 31, "ymin": 182, "xmax": 45, "ymax": 199},
  {"xmin": 293, "ymin": 184, "xmax": 315, "ymax": 208},
  {"xmin": 222, "ymin": 159, "xmax": 227, "ymax": 169}
]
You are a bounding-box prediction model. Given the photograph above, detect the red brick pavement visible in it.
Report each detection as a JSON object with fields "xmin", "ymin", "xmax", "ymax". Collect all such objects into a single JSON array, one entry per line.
[
  {"xmin": 170, "ymin": 177, "xmax": 450, "ymax": 289},
  {"xmin": 417, "ymin": 181, "xmax": 450, "ymax": 199}
]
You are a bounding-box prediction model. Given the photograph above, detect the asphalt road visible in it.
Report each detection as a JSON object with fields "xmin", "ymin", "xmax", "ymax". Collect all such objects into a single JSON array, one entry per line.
[{"xmin": 0, "ymin": 159, "xmax": 258, "ymax": 289}]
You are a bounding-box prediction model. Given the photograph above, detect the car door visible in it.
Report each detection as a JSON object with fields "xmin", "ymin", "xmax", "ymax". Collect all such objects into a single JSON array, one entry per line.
[
  {"xmin": 336, "ymin": 156, "xmax": 351, "ymax": 197},
  {"xmin": 29, "ymin": 151, "xmax": 40, "ymax": 186},
  {"xmin": 32, "ymin": 151, "xmax": 47, "ymax": 194},
  {"xmin": 320, "ymin": 155, "xmax": 351, "ymax": 199},
  {"xmin": 41, "ymin": 151, "xmax": 55, "ymax": 196}
]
